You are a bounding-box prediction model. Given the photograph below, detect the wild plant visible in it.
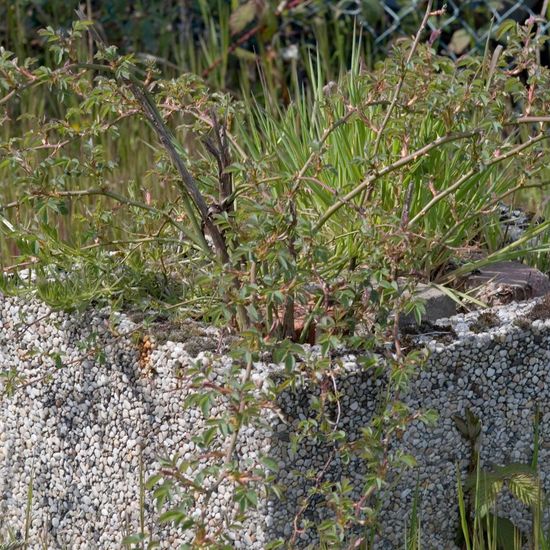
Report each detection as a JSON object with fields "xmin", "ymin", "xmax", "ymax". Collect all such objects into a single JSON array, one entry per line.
[{"xmin": 454, "ymin": 408, "xmax": 545, "ymax": 550}]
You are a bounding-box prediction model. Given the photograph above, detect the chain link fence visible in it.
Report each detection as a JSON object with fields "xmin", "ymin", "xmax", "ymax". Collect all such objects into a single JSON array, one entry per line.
[
  {"xmin": 341, "ymin": 0, "xmax": 549, "ymax": 59},
  {"xmin": 1, "ymin": 1, "xmax": 548, "ymax": 81}
]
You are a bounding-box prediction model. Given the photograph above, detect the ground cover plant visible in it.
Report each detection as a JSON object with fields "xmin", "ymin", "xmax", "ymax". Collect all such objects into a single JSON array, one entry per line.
[{"xmin": 2, "ymin": 3, "xmax": 550, "ymax": 548}]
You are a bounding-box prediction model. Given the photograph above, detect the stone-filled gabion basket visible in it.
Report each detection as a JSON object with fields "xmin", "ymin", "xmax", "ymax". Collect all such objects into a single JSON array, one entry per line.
[{"xmin": 1, "ymin": 294, "xmax": 550, "ymax": 549}]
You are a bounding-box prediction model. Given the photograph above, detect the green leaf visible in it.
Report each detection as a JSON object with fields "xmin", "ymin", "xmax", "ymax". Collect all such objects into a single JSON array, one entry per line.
[
  {"xmin": 272, "ymin": 346, "xmax": 287, "ymax": 364},
  {"xmin": 246, "ymin": 489, "xmax": 258, "ymax": 508},
  {"xmin": 217, "ymin": 420, "xmax": 231, "ymax": 437},
  {"xmin": 158, "ymin": 507, "xmax": 192, "ymax": 527},
  {"xmin": 54, "ymin": 354, "xmax": 63, "ymax": 369},
  {"xmin": 122, "ymin": 533, "xmax": 145, "ymax": 545},
  {"xmin": 449, "ymin": 29, "xmax": 471, "ymax": 55},
  {"xmin": 234, "ymin": 486, "xmax": 258, "ymax": 512},
  {"xmin": 496, "ymin": 19, "xmax": 517, "ymax": 41},
  {"xmin": 193, "ymin": 426, "xmax": 217, "ymax": 448},
  {"xmin": 487, "ymin": 514, "xmax": 523, "ymax": 550},
  {"xmin": 260, "ymin": 456, "xmax": 279, "ymax": 473},
  {"xmin": 398, "ymin": 453, "xmax": 417, "ymax": 468},
  {"xmin": 233, "ymin": 47, "xmax": 258, "ymax": 62},
  {"xmin": 265, "ymin": 540, "xmax": 285, "ymax": 550},
  {"xmin": 246, "ymin": 303, "xmax": 260, "ymax": 323},
  {"xmin": 200, "ymin": 394, "xmax": 212, "ymax": 417},
  {"xmin": 229, "ymin": 1, "xmax": 257, "ymax": 35},
  {"xmin": 145, "ymin": 474, "xmax": 162, "ymax": 490},
  {"xmin": 284, "ymin": 353, "xmax": 295, "ymax": 371}
]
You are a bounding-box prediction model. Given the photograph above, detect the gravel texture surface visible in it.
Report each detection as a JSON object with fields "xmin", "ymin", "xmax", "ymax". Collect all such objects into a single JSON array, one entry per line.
[{"xmin": 1, "ymin": 294, "xmax": 550, "ymax": 548}]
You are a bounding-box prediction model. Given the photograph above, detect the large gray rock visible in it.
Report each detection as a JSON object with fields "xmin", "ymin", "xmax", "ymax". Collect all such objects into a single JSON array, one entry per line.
[
  {"xmin": 400, "ymin": 283, "xmax": 457, "ymax": 327},
  {"xmin": 464, "ymin": 260, "xmax": 550, "ymax": 306}
]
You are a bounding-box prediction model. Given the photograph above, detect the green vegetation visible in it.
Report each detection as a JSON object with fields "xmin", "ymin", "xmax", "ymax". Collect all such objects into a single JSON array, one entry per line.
[
  {"xmin": 1, "ymin": 2, "xmax": 550, "ymax": 548},
  {"xmin": 453, "ymin": 409, "xmax": 548, "ymax": 550}
]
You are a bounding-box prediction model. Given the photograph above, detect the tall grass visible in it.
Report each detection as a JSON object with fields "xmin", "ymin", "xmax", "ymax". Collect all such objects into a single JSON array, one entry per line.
[
  {"xmin": 233, "ymin": 43, "xmax": 550, "ymax": 280},
  {"xmin": 2, "ymin": 10, "xmax": 550, "ymax": 549},
  {"xmin": 452, "ymin": 408, "xmax": 550, "ymax": 550}
]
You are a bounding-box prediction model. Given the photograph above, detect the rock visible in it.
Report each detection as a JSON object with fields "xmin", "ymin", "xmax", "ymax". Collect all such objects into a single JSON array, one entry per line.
[
  {"xmin": 463, "ymin": 261, "xmax": 550, "ymax": 306},
  {"xmin": 400, "ymin": 284, "xmax": 457, "ymax": 327}
]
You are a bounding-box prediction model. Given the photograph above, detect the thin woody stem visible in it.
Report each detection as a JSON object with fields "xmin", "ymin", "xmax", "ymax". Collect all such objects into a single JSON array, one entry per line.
[
  {"xmin": 408, "ymin": 133, "xmax": 550, "ymax": 226},
  {"xmin": 75, "ymin": 8, "xmax": 250, "ymax": 330},
  {"xmin": 315, "ymin": 131, "xmax": 479, "ymax": 231},
  {"xmin": 200, "ymin": 355, "xmax": 255, "ymax": 518},
  {"xmin": 370, "ymin": 0, "xmax": 435, "ymax": 161},
  {"xmin": 1, "ymin": 188, "xmax": 206, "ymax": 251}
]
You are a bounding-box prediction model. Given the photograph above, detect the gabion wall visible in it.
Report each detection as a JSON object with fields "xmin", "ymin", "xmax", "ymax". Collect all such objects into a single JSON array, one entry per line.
[{"xmin": 1, "ymin": 295, "xmax": 550, "ymax": 548}]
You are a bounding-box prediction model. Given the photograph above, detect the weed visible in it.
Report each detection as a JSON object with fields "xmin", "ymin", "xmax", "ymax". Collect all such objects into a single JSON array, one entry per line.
[
  {"xmin": 454, "ymin": 408, "xmax": 543, "ymax": 550},
  {"xmin": 512, "ymin": 316, "xmax": 532, "ymax": 330},
  {"xmin": 527, "ymin": 293, "xmax": 550, "ymax": 321},
  {"xmin": 470, "ymin": 312, "xmax": 501, "ymax": 334}
]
